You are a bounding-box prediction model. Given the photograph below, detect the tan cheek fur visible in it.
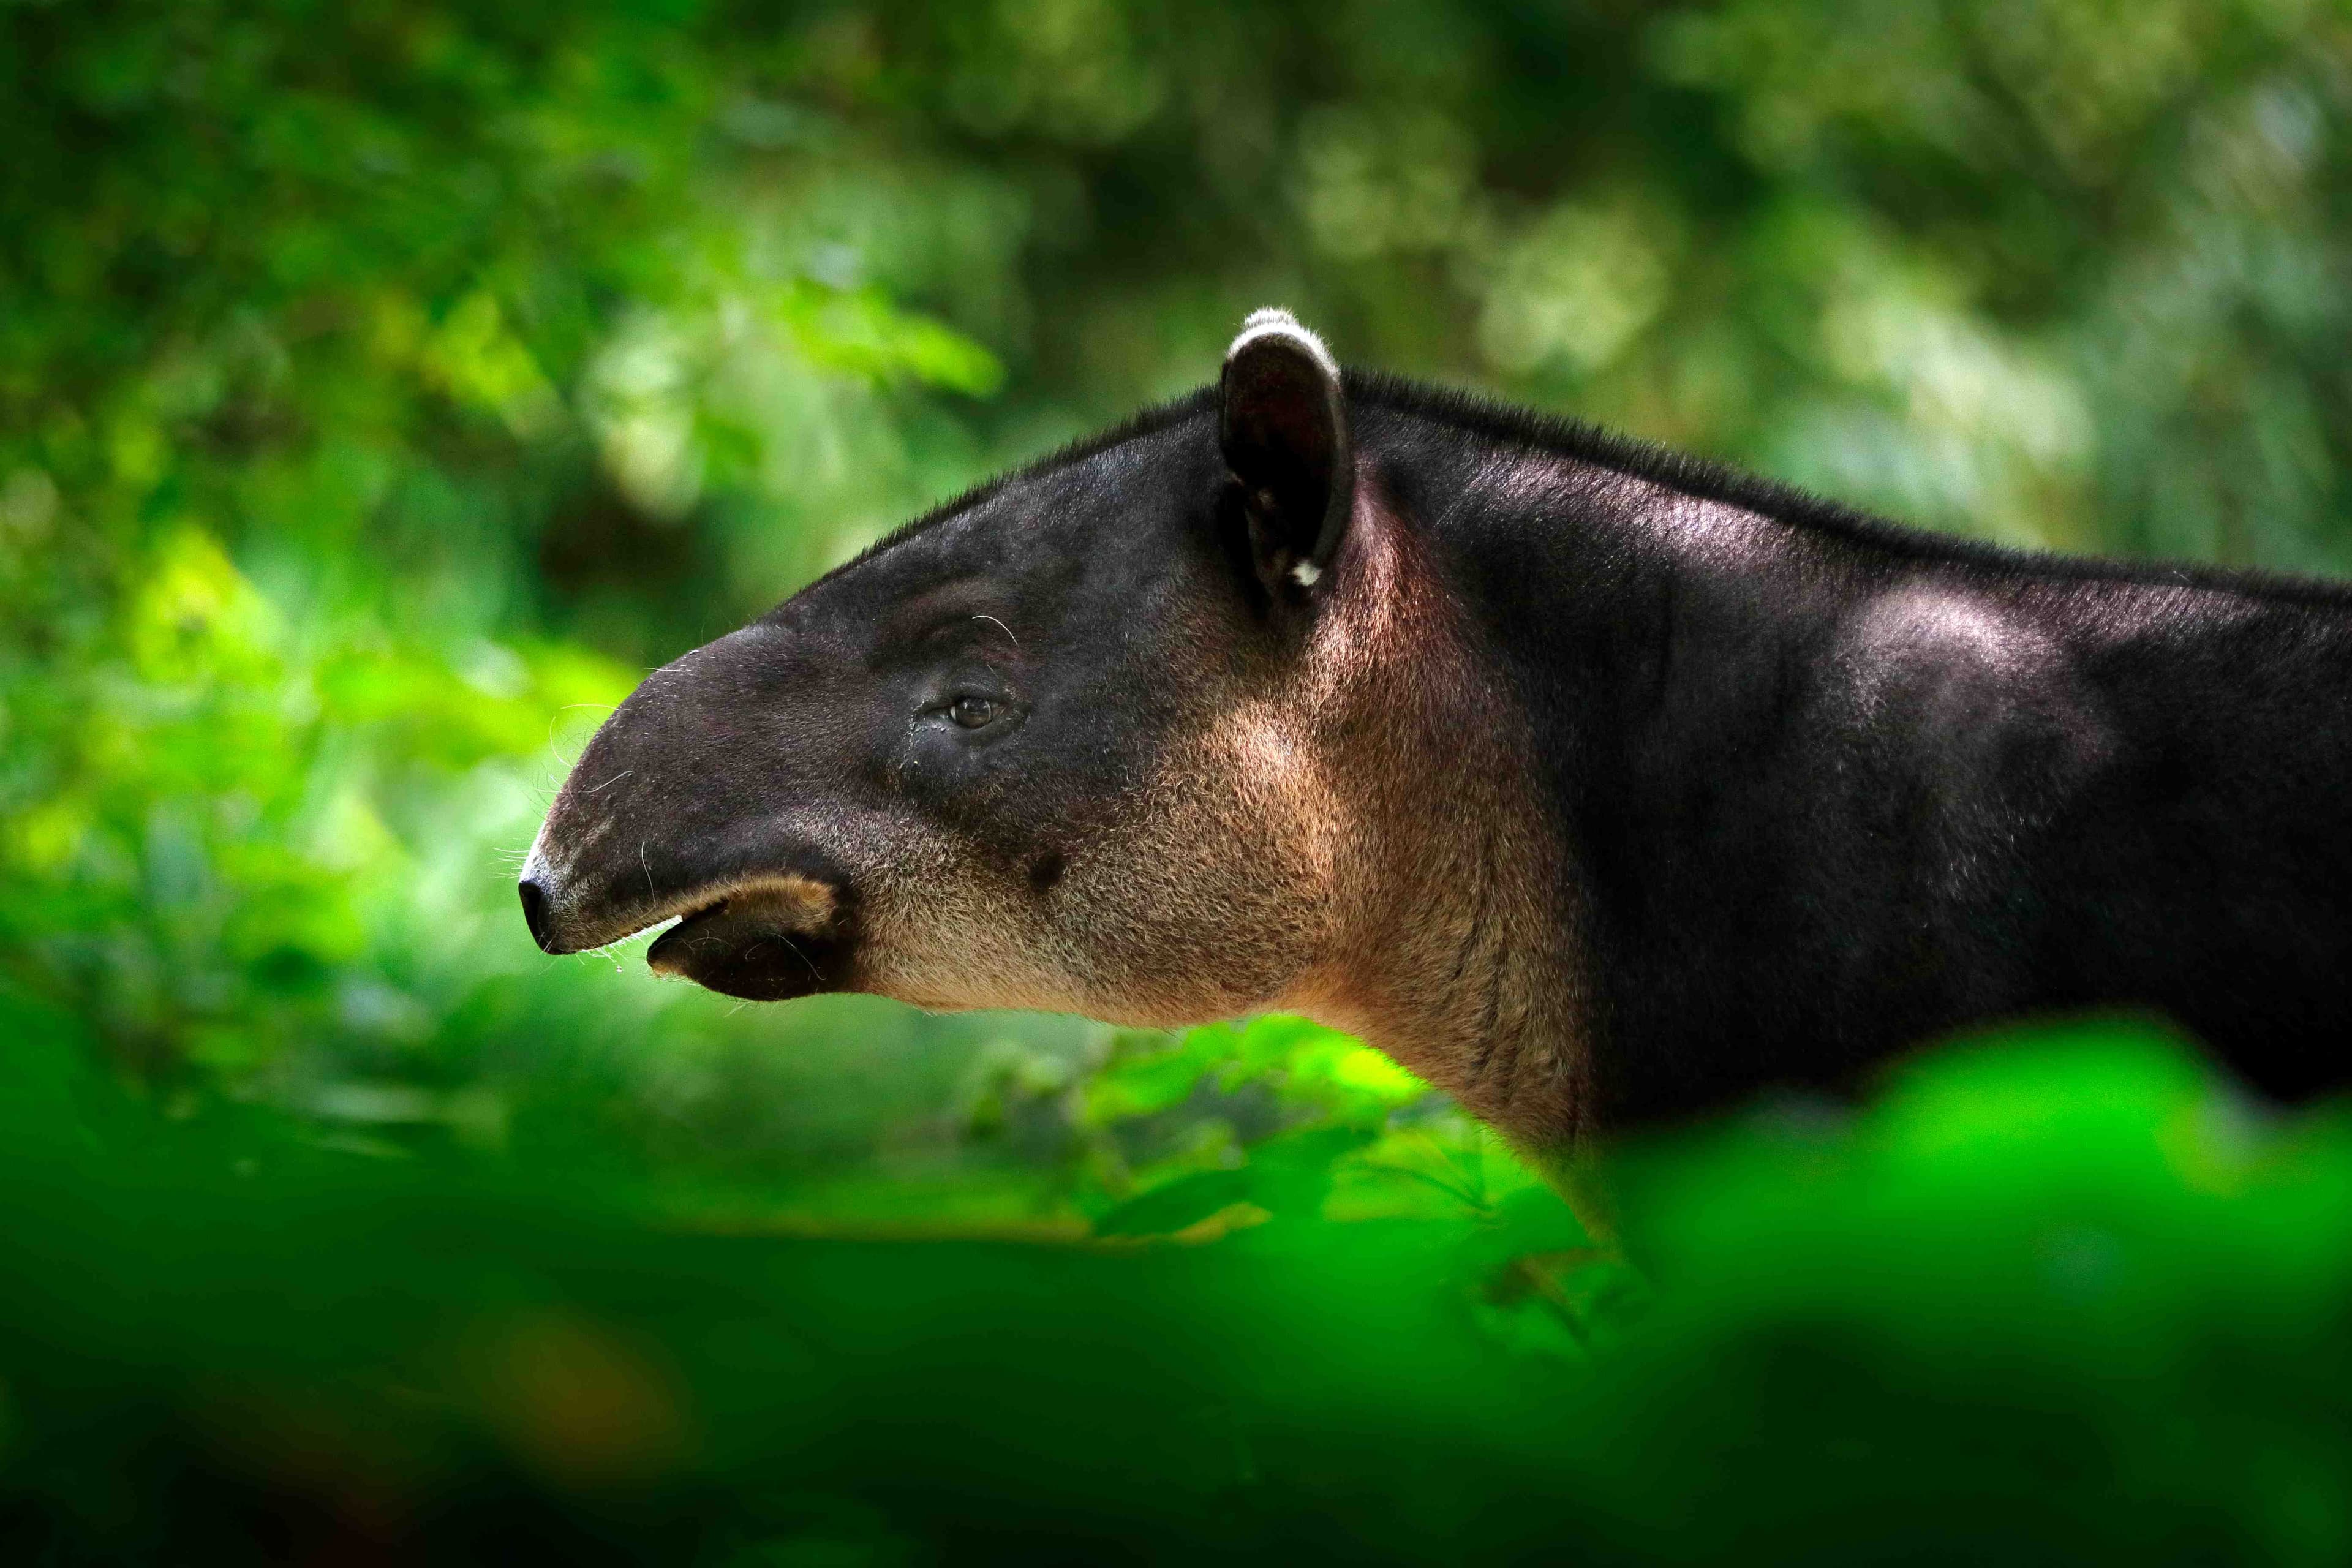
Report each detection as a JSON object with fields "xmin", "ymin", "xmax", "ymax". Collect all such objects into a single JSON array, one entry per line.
[
  {"xmin": 848, "ymin": 699, "xmax": 1341, "ymax": 1026},
  {"xmin": 847, "ymin": 494, "xmax": 1595, "ymax": 1151}
]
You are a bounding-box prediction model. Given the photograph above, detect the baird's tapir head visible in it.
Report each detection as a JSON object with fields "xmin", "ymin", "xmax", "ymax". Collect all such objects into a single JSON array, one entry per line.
[{"xmin": 520, "ymin": 311, "xmax": 1533, "ymax": 1051}]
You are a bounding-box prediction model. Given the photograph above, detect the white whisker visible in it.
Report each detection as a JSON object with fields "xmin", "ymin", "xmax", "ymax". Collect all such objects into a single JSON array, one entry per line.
[{"xmin": 547, "ymin": 703, "xmax": 619, "ymax": 769}]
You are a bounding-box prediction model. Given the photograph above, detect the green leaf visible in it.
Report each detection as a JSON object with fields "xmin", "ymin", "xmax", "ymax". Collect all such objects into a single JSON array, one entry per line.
[{"xmin": 1091, "ymin": 1168, "xmax": 1256, "ymax": 1238}]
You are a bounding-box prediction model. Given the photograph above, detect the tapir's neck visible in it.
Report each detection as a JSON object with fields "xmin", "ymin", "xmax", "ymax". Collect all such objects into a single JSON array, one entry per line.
[
  {"xmin": 1279, "ymin": 473, "xmax": 1600, "ymax": 1150},
  {"xmin": 1310, "ymin": 393, "xmax": 2352, "ymax": 1140},
  {"xmin": 1287, "ymin": 412, "xmax": 1832, "ymax": 1149}
]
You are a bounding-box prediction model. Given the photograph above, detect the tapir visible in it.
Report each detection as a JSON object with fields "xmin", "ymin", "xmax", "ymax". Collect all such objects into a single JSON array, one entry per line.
[{"xmin": 521, "ymin": 309, "xmax": 2352, "ymax": 1150}]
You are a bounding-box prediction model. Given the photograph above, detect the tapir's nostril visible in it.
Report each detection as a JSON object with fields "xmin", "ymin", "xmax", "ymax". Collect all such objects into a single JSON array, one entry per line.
[{"xmin": 518, "ymin": 877, "xmax": 556, "ymax": 952}]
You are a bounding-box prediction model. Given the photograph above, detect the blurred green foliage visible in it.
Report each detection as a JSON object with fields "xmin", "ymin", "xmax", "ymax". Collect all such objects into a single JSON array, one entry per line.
[
  {"xmin": 6, "ymin": 1, "xmax": 2352, "ymax": 1556},
  {"xmin": 9, "ymin": 1003, "xmax": 2352, "ymax": 1562}
]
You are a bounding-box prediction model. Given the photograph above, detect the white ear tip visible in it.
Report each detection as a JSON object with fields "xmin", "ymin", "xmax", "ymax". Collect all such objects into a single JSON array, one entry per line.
[{"xmin": 1226, "ymin": 307, "xmax": 1339, "ymax": 379}]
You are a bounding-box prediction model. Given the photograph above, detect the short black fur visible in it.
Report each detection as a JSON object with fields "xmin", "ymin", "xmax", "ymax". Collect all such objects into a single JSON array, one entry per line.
[{"xmin": 1343, "ymin": 370, "xmax": 2352, "ymax": 604}]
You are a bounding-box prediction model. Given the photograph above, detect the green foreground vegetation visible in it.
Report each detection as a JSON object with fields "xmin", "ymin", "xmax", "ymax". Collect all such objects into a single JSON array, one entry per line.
[
  {"xmin": 7, "ymin": 1, "xmax": 2352, "ymax": 1559},
  {"xmin": 11, "ymin": 1006, "xmax": 2352, "ymax": 1563}
]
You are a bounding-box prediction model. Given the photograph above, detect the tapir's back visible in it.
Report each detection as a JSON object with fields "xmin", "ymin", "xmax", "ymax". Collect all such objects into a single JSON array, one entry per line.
[
  {"xmin": 2025, "ymin": 575, "xmax": 2352, "ymax": 1098},
  {"xmin": 1512, "ymin": 480, "xmax": 2352, "ymax": 1125}
]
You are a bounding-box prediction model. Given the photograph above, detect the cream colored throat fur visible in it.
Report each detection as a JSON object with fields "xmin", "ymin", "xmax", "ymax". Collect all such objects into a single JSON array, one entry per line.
[{"xmin": 1265, "ymin": 505, "xmax": 1593, "ymax": 1150}]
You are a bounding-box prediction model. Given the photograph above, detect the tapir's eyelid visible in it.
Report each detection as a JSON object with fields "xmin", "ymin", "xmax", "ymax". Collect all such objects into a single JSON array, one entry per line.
[{"xmin": 919, "ymin": 685, "xmax": 1023, "ymax": 736}]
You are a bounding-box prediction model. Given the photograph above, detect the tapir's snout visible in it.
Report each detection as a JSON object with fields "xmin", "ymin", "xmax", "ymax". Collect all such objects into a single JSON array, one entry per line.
[{"xmin": 516, "ymin": 623, "xmax": 872, "ymax": 1001}]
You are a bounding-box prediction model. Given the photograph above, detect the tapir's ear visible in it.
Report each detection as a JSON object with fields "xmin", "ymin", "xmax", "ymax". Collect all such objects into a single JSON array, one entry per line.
[{"xmin": 1219, "ymin": 308, "xmax": 1353, "ymax": 595}]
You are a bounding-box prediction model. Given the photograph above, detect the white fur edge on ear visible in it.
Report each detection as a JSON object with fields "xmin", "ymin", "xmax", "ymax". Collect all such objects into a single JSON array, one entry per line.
[{"xmin": 1224, "ymin": 307, "xmax": 1340, "ymax": 383}]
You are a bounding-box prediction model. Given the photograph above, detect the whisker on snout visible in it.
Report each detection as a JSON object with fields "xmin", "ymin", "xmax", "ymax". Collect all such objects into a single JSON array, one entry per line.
[{"xmin": 546, "ymin": 703, "xmax": 619, "ymax": 769}]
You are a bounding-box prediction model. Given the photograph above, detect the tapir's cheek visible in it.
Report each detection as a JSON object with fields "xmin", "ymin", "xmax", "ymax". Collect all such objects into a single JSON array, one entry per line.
[
  {"xmin": 897, "ymin": 723, "xmax": 976, "ymax": 790},
  {"xmin": 892, "ymin": 728, "xmax": 1054, "ymax": 840}
]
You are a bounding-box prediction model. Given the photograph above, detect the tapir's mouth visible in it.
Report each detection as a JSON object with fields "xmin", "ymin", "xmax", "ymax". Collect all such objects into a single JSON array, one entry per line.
[{"xmin": 643, "ymin": 875, "xmax": 850, "ymax": 1003}]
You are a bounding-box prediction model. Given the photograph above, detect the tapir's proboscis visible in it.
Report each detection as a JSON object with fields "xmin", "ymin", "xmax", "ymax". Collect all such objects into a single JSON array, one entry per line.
[{"xmin": 523, "ymin": 310, "xmax": 2352, "ymax": 1158}]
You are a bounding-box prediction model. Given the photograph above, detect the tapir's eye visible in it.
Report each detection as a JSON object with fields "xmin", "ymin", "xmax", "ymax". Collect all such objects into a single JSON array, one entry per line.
[{"xmin": 948, "ymin": 695, "xmax": 1001, "ymax": 729}]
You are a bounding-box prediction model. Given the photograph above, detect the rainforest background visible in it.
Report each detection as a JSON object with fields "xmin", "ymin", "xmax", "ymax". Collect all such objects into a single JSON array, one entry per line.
[{"xmin": 7, "ymin": 1, "xmax": 2352, "ymax": 1561}]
